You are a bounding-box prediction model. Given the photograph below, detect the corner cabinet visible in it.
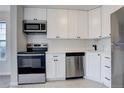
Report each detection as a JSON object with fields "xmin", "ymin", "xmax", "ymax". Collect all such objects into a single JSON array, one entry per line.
[
  {"xmin": 85, "ymin": 52, "xmax": 101, "ymax": 82},
  {"xmin": 47, "ymin": 9, "xmax": 68, "ymax": 39},
  {"xmin": 89, "ymin": 7, "xmax": 102, "ymax": 39},
  {"xmin": 24, "ymin": 8, "xmax": 46, "ymax": 20},
  {"xmin": 46, "ymin": 53, "xmax": 66, "ymax": 81},
  {"xmin": 101, "ymin": 5, "xmax": 123, "ymax": 38}
]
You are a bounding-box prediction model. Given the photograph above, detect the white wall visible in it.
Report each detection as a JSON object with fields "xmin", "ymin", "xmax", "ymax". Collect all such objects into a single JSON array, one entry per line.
[
  {"xmin": 0, "ymin": 7, "xmax": 11, "ymax": 75},
  {"xmin": 27, "ymin": 34, "xmax": 102, "ymax": 52},
  {"xmin": 10, "ymin": 5, "xmax": 18, "ymax": 86},
  {"xmin": 17, "ymin": 6, "xmax": 27, "ymax": 52},
  {"xmin": 26, "ymin": 34, "xmax": 102, "ymax": 52}
]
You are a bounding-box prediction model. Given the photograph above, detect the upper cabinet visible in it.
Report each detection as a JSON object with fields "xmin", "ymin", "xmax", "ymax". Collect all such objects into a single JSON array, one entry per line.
[
  {"xmin": 24, "ymin": 8, "xmax": 47, "ymax": 20},
  {"xmin": 23, "ymin": 6, "xmax": 123, "ymax": 39},
  {"xmin": 68, "ymin": 10, "xmax": 78, "ymax": 39},
  {"xmin": 47, "ymin": 9, "xmax": 88, "ymax": 39},
  {"xmin": 77, "ymin": 11, "xmax": 88, "ymax": 39},
  {"xmin": 47, "ymin": 9, "xmax": 68, "ymax": 39},
  {"xmin": 89, "ymin": 7, "xmax": 102, "ymax": 39},
  {"xmin": 68, "ymin": 10, "xmax": 88, "ymax": 39},
  {"xmin": 101, "ymin": 5, "xmax": 123, "ymax": 38},
  {"xmin": 101, "ymin": 6, "xmax": 111, "ymax": 38}
]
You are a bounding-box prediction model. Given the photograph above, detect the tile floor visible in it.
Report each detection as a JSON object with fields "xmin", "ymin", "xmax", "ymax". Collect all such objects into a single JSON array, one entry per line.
[
  {"xmin": 0, "ymin": 75, "xmax": 10, "ymax": 88},
  {"xmin": 17, "ymin": 79, "xmax": 107, "ymax": 88}
]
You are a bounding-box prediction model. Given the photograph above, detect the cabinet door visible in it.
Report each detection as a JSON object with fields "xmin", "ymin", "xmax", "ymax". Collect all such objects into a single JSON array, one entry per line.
[
  {"xmin": 85, "ymin": 53, "xmax": 101, "ymax": 82},
  {"xmin": 24, "ymin": 8, "xmax": 46, "ymax": 20},
  {"xmin": 101, "ymin": 6, "xmax": 122, "ymax": 38},
  {"xmin": 89, "ymin": 8, "xmax": 102, "ymax": 39},
  {"xmin": 55, "ymin": 54, "xmax": 65, "ymax": 80},
  {"xmin": 77, "ymin": 11, "xmax": 88, "ymax": 39},
  {"xmin": 47, "ymin": 9, "xmax": 68, "ymax": 39},
  {"xmin": 68, "ymin": 10, "xmax": 78, "ymax": 39},
  {"xmin": 101, "ymin": 6, "xmax": 111, "ymax": 38},
  {"xmin": 68, "ymin": 10, "xmax": 88, "ymax": 39},
  {"xmin": 46, "ymin": 54, "xmax": 56, "ymax": 80}
]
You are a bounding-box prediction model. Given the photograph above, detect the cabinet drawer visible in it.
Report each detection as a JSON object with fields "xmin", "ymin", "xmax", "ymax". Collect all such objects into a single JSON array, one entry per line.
[
  {"xmin": 104, "ymin": 59, "xmax": 111, "ymax": 67},
  {"xmin": 104, "ymin": 66, "xmax": 111, "ymax": 79},
  {"xmin": 104, "ymin": 56, "xmax": 111, "ymax": 61},
  {"xmin": 46, "ymin": 54, "xmax": 55, "ymax": 62},
  {"xmin": 104, "ymin": 77, "xmax": 111, "ymax": 82},
  {"xmin": 104, "ymin": 76, "xmax": 111, "ymax": 87},
  {"xmin": 46, "ymin": 53, "xmax": 65, "ymax": 62}
]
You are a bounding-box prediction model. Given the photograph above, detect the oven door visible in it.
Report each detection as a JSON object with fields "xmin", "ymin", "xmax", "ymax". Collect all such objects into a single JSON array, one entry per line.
[
  {"xmin": 18, "ymin": 54, "xmax": 45, "ymax": 74},
  {"xmin": 24, "ymin": 23, "xmax": 41, "ymax": 32}
]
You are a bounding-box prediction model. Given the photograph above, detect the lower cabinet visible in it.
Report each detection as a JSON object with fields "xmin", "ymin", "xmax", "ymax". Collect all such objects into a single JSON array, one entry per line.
[
  {"xmin": 85, "ymin": 52, "xmax": 101, "ymax": 82},
  {"xmin": 85, "ymin": 52, "xmax": 111, "ymax": 87},
  {"xmin": 46, "ymin": 53, "xmax": 66, "ymax": 81},
  {"xmin": 46, "ymin": 52, "xmax": 111, "ymax": 87},
  {"xmin": 101, "ymin": 54, "xmax": 111, "ymax": 88}
]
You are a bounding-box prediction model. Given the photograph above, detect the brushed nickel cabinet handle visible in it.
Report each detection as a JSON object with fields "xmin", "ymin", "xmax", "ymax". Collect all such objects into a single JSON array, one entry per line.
[
  {"xmin": 105, "ymin": 57, "xmax": 110, "ymax": 59},
  {"xmin": 105, "ymin": 77, "xmax": 110, "ymax": 81},
  {"xmin": 77, "ymin": 36, "xmax": 80, "ymax": 38},
  {"xmin": 98, "ymin": 54, "xmax": 100, "ymax": 56},
  {"xmin": 56, "ymin": 36, "xmax": 60, "ymax": 38},
  {"xmin": 105, "ymin": 65, "xmax": 110, "ymax": 68},
  {"xmin": 53, "ymin": 56, "xmax": 58, "ymax": 57}
]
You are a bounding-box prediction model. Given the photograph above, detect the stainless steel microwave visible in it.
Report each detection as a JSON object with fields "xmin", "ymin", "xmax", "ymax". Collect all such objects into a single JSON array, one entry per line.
[{"xmin": 23, "ymin": 20, "xmax": 47, "ymax": 33}]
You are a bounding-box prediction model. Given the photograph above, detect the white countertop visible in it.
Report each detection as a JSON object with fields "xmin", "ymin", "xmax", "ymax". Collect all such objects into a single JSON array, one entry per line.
[{"xmin": 45, "ymin": 50, "xmax": 105, "ymax": 54}]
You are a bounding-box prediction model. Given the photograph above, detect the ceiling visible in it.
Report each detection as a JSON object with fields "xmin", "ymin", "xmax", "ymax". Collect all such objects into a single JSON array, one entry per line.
[
  {"xmin": 111, "ymin": 7, "xmax": 124, "ymax": 24},
  {"xmin": 23, "ymin": 5, "xmax": 101, "ymax": 11}
]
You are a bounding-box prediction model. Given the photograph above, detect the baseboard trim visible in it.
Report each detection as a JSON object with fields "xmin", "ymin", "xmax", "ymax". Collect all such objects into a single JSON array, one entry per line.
[
  {"xmin": 47, "ymin": 78, "xmax": 65, "ymax": 81},
  {"xmin": 84, "ymin": 76, "xmax": 102, "ymax": 83}
]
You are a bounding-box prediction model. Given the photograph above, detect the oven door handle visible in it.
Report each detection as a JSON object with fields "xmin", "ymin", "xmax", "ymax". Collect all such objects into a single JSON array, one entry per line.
[{"xmin": 18, "ymin": 54, "xmax": 45, "ymax": 56}]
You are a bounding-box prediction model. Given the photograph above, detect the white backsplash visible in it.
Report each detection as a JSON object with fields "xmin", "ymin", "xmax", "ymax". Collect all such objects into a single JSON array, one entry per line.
[
  {"xmin": 97, "ymin": 38, "xmax": 111, "ymax": 53},
  {"xmin": 26, "ymin": 34, "xmax": 110, "ymax": 52},
  {"xmin": 27, "ymin": 34, "xmax": 48, "ymax": 44},
  {"xmin": 48, "ymin": 39, "xmax": 99, "ymax": 52}
]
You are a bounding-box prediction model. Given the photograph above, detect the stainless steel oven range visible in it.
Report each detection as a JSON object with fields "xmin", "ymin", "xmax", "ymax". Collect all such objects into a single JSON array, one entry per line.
[{"xmin": 17, "ymin": 43, "xmax": 47, "ymax": 84}]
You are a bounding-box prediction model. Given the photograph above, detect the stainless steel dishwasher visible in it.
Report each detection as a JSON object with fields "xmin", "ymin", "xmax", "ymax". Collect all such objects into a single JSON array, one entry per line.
[{"xmin": 66, "ymin": 52, "xmax": 85, "ymax": 79}]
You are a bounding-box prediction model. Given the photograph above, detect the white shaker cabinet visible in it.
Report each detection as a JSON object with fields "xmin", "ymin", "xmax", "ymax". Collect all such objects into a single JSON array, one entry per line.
[
  {"xmin": 89, "ymin": 7, "xmax": 102, "ymax": 39},
  {"xmin": 101, "ymin": 53, "xmax": 111, "ymax": 88},
  {"xmin": 101, "ymin": 6, "xmax": 111, "ymax": 38},
  {"xmin": 68, "ymin": 10, "xmax": 78, "ymax": 39},
  {"xmin": 101, "ymin": 5, "xmax": 122, "ymax": 38},
  {"xmin": 55, "ymin": 55, "xmax": 66, "ymax": 79},
  {"xmin": 68, "ymin": 10, "xmax": 88, "ymax": 39},
  {"xmin": 46, "ymin": 53, "xmax": 65, "ymax": 81},
  {"xmin": 47, "ymin": 9, "xmax": 68, "ymax": 39},
  {"xmin": 46, "ymin": 55, "xmax": 56, "ymax": 80},
  {"xmin": 77, "ymin": 11, "xmax": 88, "ymax": 39},
  {"xmin": 85, "ymin": 52, "xmax": 101, "ymax": 82},
  {"xmin": 24, "ymin": 8, "xmax": 46, "ymax": 20}
]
